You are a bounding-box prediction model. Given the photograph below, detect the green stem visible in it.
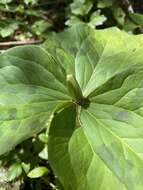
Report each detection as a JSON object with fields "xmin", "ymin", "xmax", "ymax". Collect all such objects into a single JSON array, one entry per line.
[{"xmin": 66, "ymin": 74, "xmax": 83, "ymax": 103}]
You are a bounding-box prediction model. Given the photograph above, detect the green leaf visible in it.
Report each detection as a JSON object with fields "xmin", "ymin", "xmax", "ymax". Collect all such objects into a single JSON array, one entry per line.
[
  {"xmin": 113, "ymin": 7, "xmax": 125, "ymax": 26},
  {"xmin": 97, "ymin": 0, "xmax": 114, "ymax": 8},
  {"xmin": 27, "ymin": 166, "xmax": 49, "ymax": 178},
  {"xmin": 21, "ymin": 162, "xmax": 30, "ymax": 174},
  {"xmin": 24, "ymin": 0, "xmax": 38, "ymax": 5},
  {"xmin": 70, "ymin": 1, "xmax": 93, "ymax": 16},
  {"xmin": 129, "ymin": 13, "xmax": 143, "ymax": 27},
  {"xmin": 38, "ymin": 145, "xmax": 48, "ymax": 160},
  {"xmin": 88, "ymin": 10, "xmax": 107, "ymax": 28},
  {"xmin": 38, "ymin": 133, "xmax": 48, "ymax": 144},
  {"xmin": 7, "ymin": 163, "xmax": 22, "ymax": 181},
  {"xmin": 48, "ymin": 106, "xmax": 77, "ymax": 190},
  {"xmin": 47, "ymin": 25, "xmax": 143, "ymax": 189},
  {"xmin": 42, "ymin": 24, "xmax": 92, "ymax": 75},
  {"xmin": 0, "ymin": 22, "xmax": 18, "ymax": 38},
  {"xmin": 123, "ymin": 19, "xmax": 138, "ymax": 32},
  {"xmin": 65, "ymin": 16, "xmax": 82, "ymax": 27},
  {"xmin": 0, "ymin": 0, "xmax": 12, "ymax": 4},
  {"xmin": 1, "ymin": 24, "xmax": 143, "ymax": 189},
  {"xmin": 32, "ymin": 20, "xmax": 52, "ymax": 36},
  {"xmin": 0, "ymin": 45, "xmax": 71, "ymax": 155}
]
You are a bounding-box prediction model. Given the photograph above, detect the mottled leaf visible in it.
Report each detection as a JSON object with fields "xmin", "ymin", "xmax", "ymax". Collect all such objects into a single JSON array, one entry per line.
[{"xmin": 1, "ymin": 24, "xmax": 143, "ymax": 190}]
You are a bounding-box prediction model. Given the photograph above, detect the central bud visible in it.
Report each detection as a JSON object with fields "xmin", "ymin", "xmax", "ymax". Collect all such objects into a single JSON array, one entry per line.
[{"xmin": 66, "ymin": 74, "xmax": 90, "ymax": 108}]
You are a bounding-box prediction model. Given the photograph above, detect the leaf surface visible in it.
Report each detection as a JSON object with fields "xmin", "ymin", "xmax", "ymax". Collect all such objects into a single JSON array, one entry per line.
[
  {"xmin": 1, "ymin": 24, "xmax": 143, "ymax": 190},
  {"xmin": 47, "ymin": 25, "xmax": 143, "ymax": 190},
  {"xmin": 0, "ymin": 45, "xmax": 71, "ymax": 155}
]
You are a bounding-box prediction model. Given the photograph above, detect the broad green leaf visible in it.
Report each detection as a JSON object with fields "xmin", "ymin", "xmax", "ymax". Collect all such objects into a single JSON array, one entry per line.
[
  {"xmin": 47, "ymin": 25, "xmax": 143, "ymax": 190},
  {"xmin": 1, "ymin": 24, "xmax": 143, "ymax": 189},
  {"xmin": 80, "ymin": 104, "xmax": 143, "ymax": 189},
  {"xmin": 0, "ymin": 45, "xmax": 71, "ymax": 155},
  {"xmin": 43, "ymin": 24, "xmax": 93, "ymax": 75},
  {"xmin": 49, "ymin": 106, "xmax": 127, "ymax": 190},
  {"xmin": 48, "ymin": 106, "xmax": 78, "ymax": 190},
  {"xmin": 27, "ymin": 166, "xmax": 49, "ymax": 178}
]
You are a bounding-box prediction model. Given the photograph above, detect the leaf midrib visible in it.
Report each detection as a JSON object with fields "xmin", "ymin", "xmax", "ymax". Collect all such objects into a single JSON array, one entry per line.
[{"xmin": 83, "ymin": 38, "xmax": 109, "ymax": 97}]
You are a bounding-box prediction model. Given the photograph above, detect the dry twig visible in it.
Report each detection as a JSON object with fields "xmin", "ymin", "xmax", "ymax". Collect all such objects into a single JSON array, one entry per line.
[{"xmin": 0, "ymin": 40, "xmax": 42, "ymax": 47}]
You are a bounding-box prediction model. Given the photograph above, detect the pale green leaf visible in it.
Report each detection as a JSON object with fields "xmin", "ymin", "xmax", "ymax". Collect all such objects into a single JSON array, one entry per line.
[
  {"xmin": 24, "ymin": 0, "xmax": 38, "ymax": 5},
  {"xmin": 7, "ymin": 163, "xmax": 22, "ymax": 181},
  {"xmin": 32, "ymin": 20, "xmax": 51, "ymax": 36},
  {"xmin": 38, "ymin": 145, "xmax": 48, "ymax": 160},
  {"xmin": 38, "ymin": 133, "xmax": 48, "ymax": 144},
  {"xmin": 88, "ymin": 10, "xmax": 107, "ymax": 28},
  {"xmin": 65, "ymin": 16, "xmax": 82, "ymax": 27},
  {"xmin": 21, "ymin": 162, "xmax": 30, "ymax": 174},
  {"xmin": 70, "ymin": 1, "xmax": 93, "ymax": 16},
  {"xmin": 0, "ymin": 0, "xmax": 12, "ymax": 4},
  {"xmin": 27, "ymin": 166, "xmax": 49, "ymax": 178},
  {"xmin": 0, "ymin": 22, "xmax": 18, "ymax": 38}
]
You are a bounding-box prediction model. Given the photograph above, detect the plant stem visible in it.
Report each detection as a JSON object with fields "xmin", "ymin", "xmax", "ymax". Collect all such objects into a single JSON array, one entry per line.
[{"xmin": 66, "ymin": 74, "xmax": 83, "ymax": 104}]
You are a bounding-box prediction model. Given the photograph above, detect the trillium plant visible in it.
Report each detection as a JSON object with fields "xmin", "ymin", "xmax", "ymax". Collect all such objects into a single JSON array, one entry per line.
[{"xmin": 1, "ymin": 24, "xmax": 143, "ymax": 190}]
